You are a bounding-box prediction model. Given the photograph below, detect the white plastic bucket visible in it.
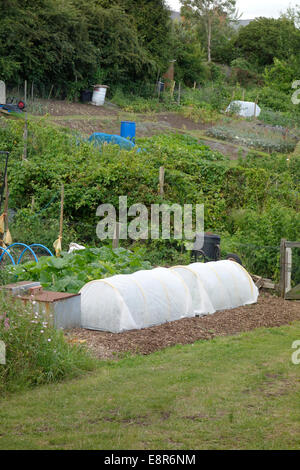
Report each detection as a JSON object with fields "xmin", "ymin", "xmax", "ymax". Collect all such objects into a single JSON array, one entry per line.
[{"xmin": 92, "ymin": 85, "xmax": 108, "ymax": 106}]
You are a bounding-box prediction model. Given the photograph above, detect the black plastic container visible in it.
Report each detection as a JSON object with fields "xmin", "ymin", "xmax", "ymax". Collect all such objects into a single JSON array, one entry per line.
[
  {"xmin": 203, "ymin": 233, "xmax": 220, "ymax": 260},
  {"xmin": 80, "ymin": 89, "xmax": 93, "ymax": 103},
  {"xmin": 193, "ymin": 232, "xmax": 221, "ymax": 261}
]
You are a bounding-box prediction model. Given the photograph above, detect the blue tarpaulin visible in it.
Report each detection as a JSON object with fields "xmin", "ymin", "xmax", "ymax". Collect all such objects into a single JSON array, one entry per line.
[
  {"xmin": 88, "ymin": 132, "xmax": 135, "ymax": 150},
  {"xmin": 0, "ymin": 104, "xmax": 23, "ymax": 113}
]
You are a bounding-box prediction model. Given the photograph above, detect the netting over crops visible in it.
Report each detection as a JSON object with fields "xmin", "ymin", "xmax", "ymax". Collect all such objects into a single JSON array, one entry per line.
[
  {"xmin": 80, "ymin": 260, "xmax": 259, "ymax": 333},
  {"xmin": 226, "ymin": 100, "xmax": 261, "ymax": 117}
]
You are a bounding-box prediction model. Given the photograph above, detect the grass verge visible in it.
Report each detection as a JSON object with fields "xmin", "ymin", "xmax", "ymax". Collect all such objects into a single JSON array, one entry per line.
[{"xmin": 0, "ymin": 321, "xmax": 299, "ymax": 449}]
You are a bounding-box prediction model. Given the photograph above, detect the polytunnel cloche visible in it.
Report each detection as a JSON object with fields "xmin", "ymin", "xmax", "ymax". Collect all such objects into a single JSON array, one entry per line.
[{"xmin": 80, "ymin": 260, "xmax": 259, "ymax": 333}]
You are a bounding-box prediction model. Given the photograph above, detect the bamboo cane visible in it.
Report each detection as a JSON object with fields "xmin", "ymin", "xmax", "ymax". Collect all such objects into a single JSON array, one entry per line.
[
  {"xmin": 159, "ymin": 166, "xmax": 165, "ymax": 196},
  {"xmin": 59, "ymin": 184, "xmax": 64, "ymax": 241}
]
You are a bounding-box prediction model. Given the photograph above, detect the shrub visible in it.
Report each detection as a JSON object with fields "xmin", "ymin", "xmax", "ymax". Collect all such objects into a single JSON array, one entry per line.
[
  {"xmin": 263, "ymin": 57, "xmax": 299, "ymax": 94},
  {"xmin": 223, "ymin": 202, "xmax": 300, "ymax": 280},
  {"xmin": 250, "ymin": 87, "xmax": 293, "ymax": 113},
  {"xmin": 180, "ymin": 85, "xmax": 232, "ymax": 112},
  {"xmin": 10, "ymin": 208, "xmax": 77, "ymax": 252},
  {"xmin": 180, "ymin": 104, "xmax": 220, "ymax": 124},
  {"xmin": 258, "ymin": 108, "xmax": 300, "ymax": 129},
  {"xmin": 230, "ymin": 58, "xmax": 252, "ymax": 71},
  {"xmin": 111, "ymin": 88, "xmax": 179, "ymax": 113},
  {"xmin": 0, "ymin": 118, "xmax": 298, "ymax": 279},
  {"xmin": 0, "ymin": 295, "xmax": 96, "ymax": 394}
]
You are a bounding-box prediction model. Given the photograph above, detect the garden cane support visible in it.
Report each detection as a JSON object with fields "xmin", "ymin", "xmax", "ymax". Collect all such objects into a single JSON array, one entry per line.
[
  {"xmin": 53, "ymin": 184, "xmax": 64, "ymax": 257},
  {"xmin": 3, "ymin": 175, "xmax": 12, "ymax": 246},
  {"xmin": 159, "ymin": 166, "xmax": 165, "ymax": 196}
]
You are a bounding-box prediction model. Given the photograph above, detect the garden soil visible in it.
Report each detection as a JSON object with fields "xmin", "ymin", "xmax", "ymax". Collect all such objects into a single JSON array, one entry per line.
[
  {"xmin": 66, "ymin": 293, "xmax": 300, "ymax": 359},
  {"xmin": 32, "ymin": 99, "xmax": 251, "ymax": 157}
]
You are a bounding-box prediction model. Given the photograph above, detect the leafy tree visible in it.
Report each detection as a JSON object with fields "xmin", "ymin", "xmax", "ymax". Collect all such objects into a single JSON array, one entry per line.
[
  {"xmin": 0, "ymin": 0, "xmax": 173, "ymax": 96},
  {"xmin": 281, "ymin": 4, "xmax": 300, "ymax": 29},
  {"xmin": 0, "ymin": 0, "xmax": 96, "ymax": 91},
  {"xmin": 181, "ymin": 0, "xmax": 238, "ymax": 62},
  {"xmin": 209, "ymin": 22, "xmax": 237, "ymax": 64},
  {"xmin": 234, "ymin": 17, "xmax": 300, "ymax": 70},
  {"xmin": 74, "ymin": 2, "xmax": 155, "ymax": 88},
  {"xmin": 93, "ymin": 0, "xmax": 173, "ymax": 78},
  {"xmin": 122, "ymin": 0, "xmax": 173, "ymax": 73},
  {"xmin": 171, "ymin": 21, "xmax": 207, "ymax": 85},
  {"xmin": 263, "ymin": 57, "xmax": 300, "ymax": 94}
]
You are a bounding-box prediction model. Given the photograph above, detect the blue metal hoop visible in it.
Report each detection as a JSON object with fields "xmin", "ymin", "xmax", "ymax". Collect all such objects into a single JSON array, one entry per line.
[
  {"xmin": 0, "ymin": 246, "xmax": 15, "ymax": 265},
  {"xmin": 17, "ymin": 244, "xmax": 53, "ymax": 264},
  {"xmin": 0, "ymin": 243, "xmax": 38, "ymax": 264}
]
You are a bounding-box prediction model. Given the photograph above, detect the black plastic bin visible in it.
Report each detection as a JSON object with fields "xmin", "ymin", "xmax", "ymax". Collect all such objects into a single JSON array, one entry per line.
[
  {"xmin": 80, "ymin": 90, "xmax": 93, "ymax": 103},
  {"xmin": 202, "ymin": 233, "xmax": 220, "ymax": 260},
  {"xmin": 193, "ymin": 233, "xmax": 221, "ymax": 262}
]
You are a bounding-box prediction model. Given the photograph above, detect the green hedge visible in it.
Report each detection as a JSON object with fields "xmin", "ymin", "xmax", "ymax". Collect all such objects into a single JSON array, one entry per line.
[{"xmin": 0, "ymin": 117, "xmax": 299, "ymax": 279}]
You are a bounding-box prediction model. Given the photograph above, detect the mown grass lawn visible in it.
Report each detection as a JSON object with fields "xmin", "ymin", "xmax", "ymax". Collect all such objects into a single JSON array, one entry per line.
[{"xmin": 0, "ymin": 322, "xmax": 300, "ymax": 450}]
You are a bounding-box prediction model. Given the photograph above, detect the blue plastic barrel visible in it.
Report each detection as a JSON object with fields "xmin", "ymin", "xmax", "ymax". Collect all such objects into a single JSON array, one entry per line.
[{"xmin": 120, "ymin": 121, "xmax": 136, "ymax": 143}]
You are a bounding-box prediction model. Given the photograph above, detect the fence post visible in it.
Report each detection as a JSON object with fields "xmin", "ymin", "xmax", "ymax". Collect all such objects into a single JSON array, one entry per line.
[
  {"xmin": 22, "ymin": 111, "xmax": 28, "ymax": 161},
  {"xmin": 170, "ymin": 80, "xmax": 176, "ymax": 99},
  {"xmin": 48, "ymin": 84, "xmax": 54, "ymax": 100},
  {"xmin": 24, "ymin": 80, "xmax": 27, "ymax": 102},
  {"xmin": 159, "ymin": 166, "xmax": 165, "ymax": 196},
  {"xmin": 59, "ymin": 184, "xmax": 64, "ymax": 242},
  {"xmin": 286, "ymin": 247, "xmax": 292, "ymax": 293},
  {"xmin": 280, "ymin": 238, "xmax": 287, "ymax": 298},
  {"xmin": 112, "ymin": 222, "xmax": 120, "ymax": 249},
  {"xmin": 177, "ymin": 82, "xmax": 181, "ymax": 106},
  {"xmin": 253, "ymin": 96, "xmax": 258, "ymax": 119},
  {"xmin": 3, "ymin": 175, "xmax": 8, "ymax": 236}
]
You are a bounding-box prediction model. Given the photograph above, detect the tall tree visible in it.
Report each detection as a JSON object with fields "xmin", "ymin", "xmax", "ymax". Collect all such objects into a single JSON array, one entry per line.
[
  {"xmin": 0, "ymin": 0, "xmax": 166, "ymax": 93},
  {"xmin": 280, "ymin": 4, "xmax": 300, "ymax": 29},
  {"xmin": 171, "ymin": 20, "xmax": 207, "ymax": 85},
  {"xmin": 97, "ymin": 0, "xmax": 173, "ymax": 73},
  {"xmin": 0, "ymin": 0, "xmax": 96, "ymax": 87},
  {"xmin": 181, "ymin": 0, "xmax": 237, "ymax": 62},
  {"xmin": 234, "ymin": 17, "xmax": 300, "ymax": 70}
]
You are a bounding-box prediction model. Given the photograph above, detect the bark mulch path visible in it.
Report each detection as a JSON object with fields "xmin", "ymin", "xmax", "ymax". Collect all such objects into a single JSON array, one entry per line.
[{"xmin": 66, "ymin": 293, "xmax": 300, "ymax": 360}]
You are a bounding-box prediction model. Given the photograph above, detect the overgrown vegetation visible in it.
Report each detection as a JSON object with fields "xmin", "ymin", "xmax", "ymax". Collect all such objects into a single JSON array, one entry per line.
[
  {"xmin": 2, "ymin": 1, "xmax": 300, "ymax": 103},
  {"xmin": 0, "ymin": 118, "xmax": 299, "ymax": 281},
  {"xmin": 0, "ymin": 295, "xmax": 96, "ymax": 394},
  {"xmin": 1, "ymin": 3, "xmax": 300, "ymax": 277},
  {"xmin": 0, "ymin": 2, "xmax": 299, "ymax": 441},
  {"xmin": 0, "ymin": 0, "xmax": 173, "ymax": 97},
  {"xmin": 5, "ymin": 247, "xmax": 152, "ymax": 293}
]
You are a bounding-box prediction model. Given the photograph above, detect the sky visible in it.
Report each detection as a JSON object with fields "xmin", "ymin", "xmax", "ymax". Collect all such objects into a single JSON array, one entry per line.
[{"xmin": 166, "ymin": 0, "xmax": 299, "ymax": 19}]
